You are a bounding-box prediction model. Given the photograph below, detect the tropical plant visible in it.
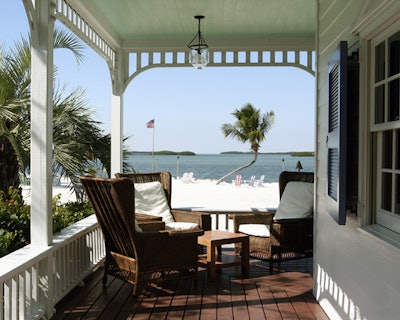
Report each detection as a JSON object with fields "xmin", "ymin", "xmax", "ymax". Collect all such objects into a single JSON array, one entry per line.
[
  {"xmin": 52, "ymin": 195, "xmax": 94, "ymax": 233},
  {"xmin": 0, "ymin": 187, "xmax": 30, "ymax": 257},
  {"xmin": 0, "ymin": 187, "xmax": 95, "ymax": 258},
  {"xmin": 0, "ymin": 29, "xmax": 111, "ymax": 197},
  {"xmin": 217, "ymin": 103, "xmax": 275, "ymax": 184}
]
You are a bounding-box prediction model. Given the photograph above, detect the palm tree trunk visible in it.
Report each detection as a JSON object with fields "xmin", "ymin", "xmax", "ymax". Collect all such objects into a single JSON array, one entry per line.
[
  {"xmin": 216, "ymin": 152, "xmax": 258, "ymax": 185},
  {"xmin": 0, "ymin": 136, "xmax": 21, "ymax": 196}
]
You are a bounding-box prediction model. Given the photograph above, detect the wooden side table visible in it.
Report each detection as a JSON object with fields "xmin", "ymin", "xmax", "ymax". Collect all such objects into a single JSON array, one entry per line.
[{"xmin": 198, "ymin": 230, "xmax": 249, "ymax": 281}]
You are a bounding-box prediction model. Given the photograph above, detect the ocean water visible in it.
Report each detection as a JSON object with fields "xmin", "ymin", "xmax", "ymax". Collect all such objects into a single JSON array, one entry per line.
[{"xmin": 126, "ymin": 153, "xmax": 314, "ymax": 183}]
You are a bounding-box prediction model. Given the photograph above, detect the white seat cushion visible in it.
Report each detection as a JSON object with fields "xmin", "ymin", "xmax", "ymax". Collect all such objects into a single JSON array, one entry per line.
[
  {"xmin": 165, "ymin": 222, "xmax": 199, "ymax": 230},
  {"xmin": 274, "ymin": 181, "xmax": 314, "ymax": 220},
  {"xmin": 134, "ymin": 181, "xmax": 175, "ymax": 224},
  {"xmin": 238, "ymin": 224, "xmax": 270, "ymax": 237}
]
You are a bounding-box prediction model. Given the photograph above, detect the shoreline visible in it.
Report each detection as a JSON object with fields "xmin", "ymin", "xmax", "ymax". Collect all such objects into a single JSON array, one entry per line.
[{"xmin": 21, "ymin": 177, "xmax": 280, "ymax": 212}]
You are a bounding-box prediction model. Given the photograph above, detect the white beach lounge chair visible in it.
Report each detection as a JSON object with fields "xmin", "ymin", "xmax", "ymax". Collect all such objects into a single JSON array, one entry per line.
[
  {"xmin": 182, "ymin": 172, "xmax": 194, "ymax": 183},
  {"xmin": 233, "ymin": 174, "xmax": 242, "ymax": 186},
  {"xmin": 255, "ymin": 175, "xmax": 265, "ymax": 187},
  {"xmin": 247, "ymin": 175, "xmax": 256, "ymax": 186}
]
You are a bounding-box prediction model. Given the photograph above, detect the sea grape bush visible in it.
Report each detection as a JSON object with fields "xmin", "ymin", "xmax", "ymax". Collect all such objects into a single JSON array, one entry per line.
[
  {"xmin": 52, "ymin": 194, "xmax": 94, "ymax": 233},
  {"xmin": 0, "ymin": 188, "xmax": 30, "ymax": 257},
  {"xmin": 0, "ymin": 188, "xmax": 94, "ymax": 258}
]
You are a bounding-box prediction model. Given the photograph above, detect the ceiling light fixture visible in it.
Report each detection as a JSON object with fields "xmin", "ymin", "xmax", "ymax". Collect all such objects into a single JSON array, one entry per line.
[{"xmin": 187, "ymin": 15, "xmax": 209, "ymax": 69}]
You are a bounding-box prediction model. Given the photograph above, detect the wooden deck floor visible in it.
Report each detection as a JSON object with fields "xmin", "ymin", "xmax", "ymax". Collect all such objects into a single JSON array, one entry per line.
[{"xmin": 52, "ymin": 251, "xmax": 328, "ymax": 320}]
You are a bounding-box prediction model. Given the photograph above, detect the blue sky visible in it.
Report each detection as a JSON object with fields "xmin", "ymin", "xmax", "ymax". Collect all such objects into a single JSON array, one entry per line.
[{"xmin": 1, "ymin": 1, "xmax": 315, "ymax": 154}]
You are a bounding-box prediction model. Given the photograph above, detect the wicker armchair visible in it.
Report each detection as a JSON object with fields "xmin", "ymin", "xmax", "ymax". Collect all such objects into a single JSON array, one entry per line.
[
  {"xmin": 80, "ymin": 176, "xmax": 204, "ymax": 296},
  {"xmin": 115, "ymin": 171, "xmax": 212, "ymax": 231},
  {"xmin": 232, "ymin": 171, "xmax": 314, "ymax": 268}
]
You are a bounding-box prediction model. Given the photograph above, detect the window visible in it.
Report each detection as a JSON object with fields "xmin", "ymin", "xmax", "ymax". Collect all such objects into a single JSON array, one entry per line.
[{"xmin": 371, "ymin": 23, "xmax": 400, "ymax": 233}]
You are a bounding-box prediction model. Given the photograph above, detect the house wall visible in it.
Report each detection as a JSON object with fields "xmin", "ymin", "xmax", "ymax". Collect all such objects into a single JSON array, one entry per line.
[{"xmin": 315, "ymin": 1, "xmax": 400, "ymax": 319}]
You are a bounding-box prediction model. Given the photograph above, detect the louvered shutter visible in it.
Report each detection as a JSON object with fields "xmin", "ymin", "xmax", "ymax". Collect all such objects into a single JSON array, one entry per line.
[{"xmin": 327, "ymin": 41, "xmax": 347, "ymax": 225}]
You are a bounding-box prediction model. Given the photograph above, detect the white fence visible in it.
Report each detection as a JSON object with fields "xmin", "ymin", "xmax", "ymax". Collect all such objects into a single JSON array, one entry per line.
[{"xmin": 0, "ymin": 215, "xmax": 105, "ymax": 319}]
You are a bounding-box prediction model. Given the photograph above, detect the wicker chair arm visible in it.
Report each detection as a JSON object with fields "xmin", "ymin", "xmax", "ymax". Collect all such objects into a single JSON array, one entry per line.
[
  {"xmin": 135, "ymin": 228, "xmax": 202, "ymax": 239},
  {"xmin": 171, "ymin": 209, "xmax": 212, "ymax": 231},
  {"xmin": 232, "ymin": 213, "xmax": 274, "ymax": 233},
  {"xmin": 137, "ymin": 220, "xmax": 165, "ymax": 232},
  {"xmin": 161, "ymin": 228, "xmax": 204, "ymax": 238},
  {"xmin": 271, "ymin": 217, "xmax": 313, "ymax": 225}
]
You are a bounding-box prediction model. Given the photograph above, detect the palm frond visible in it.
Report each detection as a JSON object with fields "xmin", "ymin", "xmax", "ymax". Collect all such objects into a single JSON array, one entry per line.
[{"xmin": 54, "ymin": 28, "xmax": 85, "ymax": 65}]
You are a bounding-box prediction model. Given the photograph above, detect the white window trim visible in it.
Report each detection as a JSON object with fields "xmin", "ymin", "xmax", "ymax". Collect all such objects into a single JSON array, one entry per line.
[
  {"xmin": 370, "ymin": 21, "xmax": 400, "ymax": 233},
  {"xmin": 357, "ymin": 6, "xmax": 400, "ymax": 247}
]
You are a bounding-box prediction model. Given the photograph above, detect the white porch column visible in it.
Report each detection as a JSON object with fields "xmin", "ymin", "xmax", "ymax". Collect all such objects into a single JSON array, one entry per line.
[
  {"xmin": 110, "ymin": 51, "xmax": 127, "ymax": 176},
  {"xmin": 111, "ymin": 93, "xmax": 123, "ymax": 175},
  {"xmin": 28, "ymin": 0, "xmax": 54, "ymax": 246}
]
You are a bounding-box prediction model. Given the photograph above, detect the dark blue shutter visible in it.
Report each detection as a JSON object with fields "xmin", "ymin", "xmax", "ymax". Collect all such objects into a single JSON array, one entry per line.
[{"xmin": 327, "ymin": 41, "xmax": 347, "ymax": 225}]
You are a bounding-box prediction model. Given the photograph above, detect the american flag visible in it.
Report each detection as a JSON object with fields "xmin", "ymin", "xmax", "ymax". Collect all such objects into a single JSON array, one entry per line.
[{"xmin": 146, "ymin": 119, "xmax": 155, "ymax": 128}]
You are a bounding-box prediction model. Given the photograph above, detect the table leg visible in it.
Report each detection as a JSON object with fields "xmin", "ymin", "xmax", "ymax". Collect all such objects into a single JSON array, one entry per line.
[
  {"xmin": 208, "ymin": 243, "xmax": 216, "ymax": 281},
  {"xmin": 216, "ymin": 245, "xmax": 222, "ymax": 261},
  {"xmin": 241, "ymin": 238, "xmax": 249, "ymax": 277}
]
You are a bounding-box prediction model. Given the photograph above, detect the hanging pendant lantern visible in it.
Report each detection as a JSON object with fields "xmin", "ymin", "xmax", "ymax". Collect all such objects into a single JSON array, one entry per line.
[{"xmin": 187, "ymin": 15, "xmax": 209, "ymax": 69}]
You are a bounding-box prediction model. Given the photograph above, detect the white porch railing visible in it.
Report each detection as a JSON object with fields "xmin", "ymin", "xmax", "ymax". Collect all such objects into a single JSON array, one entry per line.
[{"xmin": 0, "ymin": 215, "xmax": 105, "ymax": 320}]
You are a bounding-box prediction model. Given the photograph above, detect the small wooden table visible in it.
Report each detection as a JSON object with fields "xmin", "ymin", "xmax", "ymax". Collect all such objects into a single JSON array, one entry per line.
[{"xmin": 198, "ymin": 230, "xmax": 249, "ymax": 281}]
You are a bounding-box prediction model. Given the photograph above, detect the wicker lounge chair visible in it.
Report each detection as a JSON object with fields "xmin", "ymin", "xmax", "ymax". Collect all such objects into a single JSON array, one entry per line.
[
  {"xmin": 115, "ymin": 171, "xmax": 212, "ymax": 231},
  {"xmin": 232, "ymin": 171, "xmax": 314, "ymax": 269},
  {"xmin": 80, "ymin": 176, "xmax": 204, "ymax": 296}
]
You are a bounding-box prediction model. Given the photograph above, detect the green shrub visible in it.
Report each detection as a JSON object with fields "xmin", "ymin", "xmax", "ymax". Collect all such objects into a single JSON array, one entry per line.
[
  {"xmin": 52, "ymin": 194, "xmax": 94, "ymax": 233},
  {"xmin": 0, "ymin": 188, "xmax": 30, "ymax": 257},
  {"xmin": 0, "ymin": 189, "xmax": 94, "ymax": 257}
]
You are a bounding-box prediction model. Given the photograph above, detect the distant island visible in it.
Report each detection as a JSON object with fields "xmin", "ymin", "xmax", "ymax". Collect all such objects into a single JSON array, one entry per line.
[
  {"xmin": 127, "ymin": 150, "xmax": 314, "ymax": 157},
  {"xmin": 127, "ymin": 150, "xmax": 195, "ymax": 156},
  {"xmin": 221, "ymin": 151, "xmax": 314, "ymax": 157},
  {"xmin": 290, "ymin": 152, "xmax": 315, "ymax": 157}
]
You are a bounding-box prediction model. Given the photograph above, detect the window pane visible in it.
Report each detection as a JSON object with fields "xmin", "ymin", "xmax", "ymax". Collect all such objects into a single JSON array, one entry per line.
[
  {"xmin": 397, "ymin": 130, "xmax": 400, "ymax": 169},
  {"xmin": 396, "ymin": 174, "xmax": 400, "ymax": 215},
  {"xmin": 381, "ymin": 172, "xmax": 392, "ymax": 211},
  {"xmin": 375, "ymin": 41, "xmax": 386, "ymax": 82},
  {"xmin": 389, "ymin": 79, "xmax": 399, "ymax": 121},
  {"xmin": 375, "ymin": 85, "xmax": 385, "ymax": 124},
  {"xmin": 382, "ymin": 131, "xmax": 393, "ymax": 168},
  {"xmin": 389, "ymin": 31, "xmax": 400, "ymax": 77}
]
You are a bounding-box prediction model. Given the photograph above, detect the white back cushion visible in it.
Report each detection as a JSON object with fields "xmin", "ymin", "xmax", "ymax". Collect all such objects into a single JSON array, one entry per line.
[
  {"xmin": 134, "ymin": 181, "xmax": 175, "ymax": 224},
  {"xmin": 274, "ymin": 181, "xmax": 314, "ymax": 220}
]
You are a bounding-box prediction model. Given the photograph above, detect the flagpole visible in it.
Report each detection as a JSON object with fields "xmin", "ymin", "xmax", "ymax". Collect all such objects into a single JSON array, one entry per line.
[
  {"xmin": 146, "ymin": 119, "xmax": 155, "ymax": 171},
  {"xmin": 151, "ymin": 124, "xmax": 155, "ymax": 172}
]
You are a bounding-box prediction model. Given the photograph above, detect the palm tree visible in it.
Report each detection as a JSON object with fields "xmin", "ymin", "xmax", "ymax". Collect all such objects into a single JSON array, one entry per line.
[
  {"xmin": 0, "ymin": 29, "xmax": 111, "ymax": 197},
  {"xmin": 52, "ymin": 85, "xmax": 111, "ymax": 179},
  {"xmin": 216, "ymin": 103, "xmax": 275, "ymax": 184},
  {"xmin": 0, "ymin": 40, "xmax": 31, "ymax": 194}
]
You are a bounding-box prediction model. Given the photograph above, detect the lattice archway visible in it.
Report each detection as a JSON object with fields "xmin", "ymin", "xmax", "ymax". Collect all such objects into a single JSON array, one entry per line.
[{"xmin": 125, "ymin": 49, "xmax": 315, "ymax": 90}]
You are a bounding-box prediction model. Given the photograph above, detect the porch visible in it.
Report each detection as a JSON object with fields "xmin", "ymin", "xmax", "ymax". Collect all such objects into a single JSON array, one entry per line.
[
  {"xmin": 52, "ymin": 254, "xmax": 327, "ymax": 320},
  {"xmin": 0, "ymin": 212, "xmax": 327, "ymax": 319}
]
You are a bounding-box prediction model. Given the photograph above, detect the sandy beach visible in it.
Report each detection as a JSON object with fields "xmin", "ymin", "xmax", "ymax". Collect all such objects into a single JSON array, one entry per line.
[
  {"xmin": 22, "ymin": 177, "xmax": 280, "ymax": 212},
  {"xmin": 171, "ymin": 178, "xmax": 279, "ymax": 211}
]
